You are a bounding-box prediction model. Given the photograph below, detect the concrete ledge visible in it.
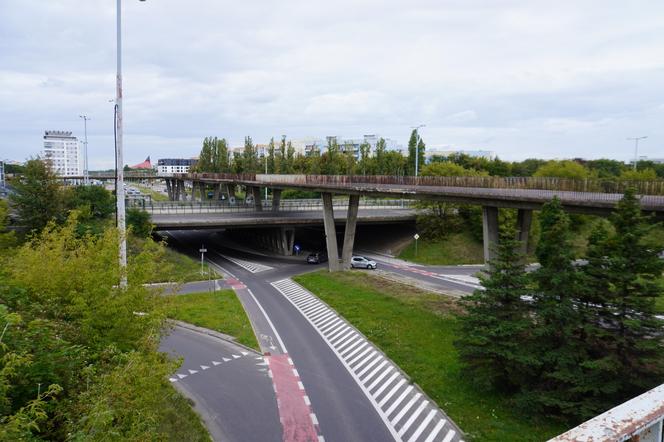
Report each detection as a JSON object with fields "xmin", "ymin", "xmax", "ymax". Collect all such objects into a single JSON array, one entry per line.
[{"xmin": 168, "ymin": 320, "xmax": 261, "ymax": 355}]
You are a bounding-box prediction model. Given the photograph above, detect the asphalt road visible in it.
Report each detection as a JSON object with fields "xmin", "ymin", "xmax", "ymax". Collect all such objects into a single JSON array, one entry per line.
[
  {"xmin": 162, "ymin": 229, "xmax": 466, "ymax": 442},
  {"xmin": 160, "ymin": 325, "xmax": 281, "ymax": 442}
]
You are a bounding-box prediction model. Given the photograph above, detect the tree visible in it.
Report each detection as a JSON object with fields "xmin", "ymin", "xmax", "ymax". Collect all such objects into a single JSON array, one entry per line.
[
  {"xmin": 407, "ymin": 129, "xmax": 425, "ymax": 175},
  {"xmin": 0, "ymin": 200, "xmax": 16, "ymax": 250},
  {"xmin": 455, "ymin": 227, "xmax": 534, "ymax": 391},
  {"xmin": 533, "ymin": 160, "xmax": 591, "ymax": 180},
  {"xmin": 620, "ymin": 168, "xmax": 658, "ymax": 181},
  {"xmin": 284, "ymin": 141, "xmax": 295, "ymax": 174},
  {"xmin": 580, "ymin": 189, "xmax": 664, "ymax": 407},
  {"xmin": 524, "ymin": 197, "xmax": 589, "ymax": 416},
  {"xmin": 64, "ymin": 185, "xmax": 114, "ymax": 219},
  {"xmin": 375, "ymin": 138, "xmax": 387, "ymax": 174},
  {"xmin": 267, "ymin": 138, "xmax": 276, "ymax": 174},
  {"xmin": 9, "ymin": 158, "xmax": 64, "ymax": 233},
  {"xmin": 241, "ymin": 136, "xmax": 259, "ymax": 173},
  {"xmin": 126, "ymin": 208, "xmax": 153, "ymax": 237},
  {"xmin": 357, "ymin": 142, "xmax": 371, "ymax": 176}
]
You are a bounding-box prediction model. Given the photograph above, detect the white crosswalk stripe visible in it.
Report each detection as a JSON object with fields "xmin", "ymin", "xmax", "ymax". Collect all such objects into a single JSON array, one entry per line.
[
  {"xmin": 271, "ymin": 278, "xmax": 465, "ymax": 442},
  {"xmin": 219, "ymin": 254, "xmax": 273, "ymax": 273}
]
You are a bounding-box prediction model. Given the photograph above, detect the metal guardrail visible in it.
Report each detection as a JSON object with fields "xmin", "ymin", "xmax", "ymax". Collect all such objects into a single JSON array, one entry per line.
[
  {"xmin": 178, "ymin": 173, "xmax": 664, "ymax": 196},
  {"xmin": 131, "ymin": 198, "xmax": 416, "ymax": 214},
  {"xmin": 550, "ymin": 383, "xmax": 664, "ymax": 442}
]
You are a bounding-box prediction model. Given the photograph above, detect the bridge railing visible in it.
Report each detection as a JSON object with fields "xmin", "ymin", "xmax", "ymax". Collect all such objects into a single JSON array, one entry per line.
[
  {"xmin": 549, "ymin": 383, "xmax": 663, "ymax": 442},
  {"xmin": 178, "ymin": 173, "xmax": 664, "ymax": 195},
  {"xmin": 137, "ymin": 198, "xmax": 416, "ymax": 214}
]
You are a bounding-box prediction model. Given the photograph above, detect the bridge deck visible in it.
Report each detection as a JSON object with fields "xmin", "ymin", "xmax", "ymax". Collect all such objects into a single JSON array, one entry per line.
[{"xmin": 151, "ymin": 208, "xmax": 417, "ymax": 230}]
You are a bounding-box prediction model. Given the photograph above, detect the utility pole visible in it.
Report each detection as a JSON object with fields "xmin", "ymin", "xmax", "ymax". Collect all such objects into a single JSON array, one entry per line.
[
  {"xmin": 627, "ymin": 136, "xmax": 648, "ymax": 170},
  {"xmin": 79, "ymin": 115, "xmax": 90, "ymax": 185},
  {"xmin": 115, "ymin": 0, "xmax": 146, "ymax": 288},
  {"xmin": 411, "ymin": 124, "xmax": 425, "ymax": 177}
]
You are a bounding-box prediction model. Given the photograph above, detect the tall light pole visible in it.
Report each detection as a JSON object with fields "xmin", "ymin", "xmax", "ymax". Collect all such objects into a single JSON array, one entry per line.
[
  {"xmin": 115, "ymin": 0, "xmax": 146, "ymax": 288},
  {"xmin": 79, "ymin": 115, "xmax": 90, "ymax": 185},
  {"xmin": 411, "ymin": 124, "xmax": 425, "ymax": 177},
  {"xmin": 627, "ymin": 136, "xmax": 648, "ymax": 170}
]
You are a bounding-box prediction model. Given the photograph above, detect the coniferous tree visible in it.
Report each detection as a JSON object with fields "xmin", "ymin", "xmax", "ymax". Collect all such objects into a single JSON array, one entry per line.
[
  {"xmin": 581, "ymin": 189, "xmax": 664, "ymax": 404},
  {"xmin": 455, "ymin": 227, "xmax": 535, "ymax": 391},
  {"xmin": 524, "ymin": 197, "xmax": 589, "ymax": 416},
  {"xmin": 267, "ymin": 137, "xmax": 276, "ymax": 174},
  {"xmin": 375, "ymin": 138, "xmax": 386, "ymax": 174}
]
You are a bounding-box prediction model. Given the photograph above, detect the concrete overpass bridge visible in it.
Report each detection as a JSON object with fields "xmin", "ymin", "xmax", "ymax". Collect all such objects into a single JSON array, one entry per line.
[
  {"xmin": 157, "ymin": 173, "xmax": 664, "ymax": 270},
  {"xmin": 74, "ymin": 172, "xmax": 664, "ymax": 270}
]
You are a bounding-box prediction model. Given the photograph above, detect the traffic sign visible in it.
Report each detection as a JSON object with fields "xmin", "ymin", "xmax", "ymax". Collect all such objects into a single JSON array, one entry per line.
[{"xmin": 413, "ymin": 233, "xmax": 420, "ymax": 240}]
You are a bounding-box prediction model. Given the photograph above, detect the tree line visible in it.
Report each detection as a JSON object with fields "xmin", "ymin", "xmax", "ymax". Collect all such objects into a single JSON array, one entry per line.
[{"xmin": 456, "ymin": 190, "xmax": 664, "ymax": 422}]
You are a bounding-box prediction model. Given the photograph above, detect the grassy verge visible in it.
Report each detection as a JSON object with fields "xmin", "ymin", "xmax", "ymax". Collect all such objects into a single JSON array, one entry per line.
[
  {"xmin": 398, "ymin": 231, "xmax": 485, "ymax": 265},
  {"xmin": 151, "ymin": 374, "xmax": 211, "ymax": 441},
  {"xmin": 130, "ymin": 236, "xmax": 211, "ymax": 283},
  {"xmin": 166, "ymin": 290, "xmax": 259, "ymax": 351},
  {"xmin": 293, "ymin": 271, "xmax": 567, "ymax": 441},
  {"xmin": 135, "ymin": 184, "xmax": 170, "ymax": 201}
]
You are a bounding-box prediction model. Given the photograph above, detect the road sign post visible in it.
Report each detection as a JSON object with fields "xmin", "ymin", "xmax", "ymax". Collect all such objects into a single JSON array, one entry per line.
[
  {"xmin": 413, "ymin": 233, "xmax": 420, "ymax": 257},
  {"xmin": 199, "ymin": 245, "xmax": 207, "ymax": 276}
]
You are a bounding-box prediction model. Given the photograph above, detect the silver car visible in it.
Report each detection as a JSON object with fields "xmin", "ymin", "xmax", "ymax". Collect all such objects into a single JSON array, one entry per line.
[{"xmin": 350, "ymin": 256, "xmax": 377, "ymax": 270}]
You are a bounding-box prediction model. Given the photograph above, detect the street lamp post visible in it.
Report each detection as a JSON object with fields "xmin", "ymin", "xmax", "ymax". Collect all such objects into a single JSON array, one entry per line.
[
  {"xmin": 115, "ymin": 0, "xmax": 146, "ymax": 288},
  {"xmin": 627, "ymin": 136, "xmax": 648, "ymax": 170},
  {"xmin": 411, "ymin": 124, "xmax": 425, "ymax": 177},
  {"xmin": 79, "ymin": 115, "xmax": 90, "ymax": 185}
]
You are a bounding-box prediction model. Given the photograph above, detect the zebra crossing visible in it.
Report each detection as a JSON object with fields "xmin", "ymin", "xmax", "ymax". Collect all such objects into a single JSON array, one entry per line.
[
  {"xmin": 219, "ymin": 253, "xmax": 274, "ymax": 273},
  {"xmin": 271, "ymin": 278, "xmax": 464, "ymax": 442}
]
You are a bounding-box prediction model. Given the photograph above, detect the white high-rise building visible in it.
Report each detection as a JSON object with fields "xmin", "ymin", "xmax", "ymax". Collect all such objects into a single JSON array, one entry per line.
[{"xmin": 42, "ymin": 131, "xmax": 82, "ymax": 176}]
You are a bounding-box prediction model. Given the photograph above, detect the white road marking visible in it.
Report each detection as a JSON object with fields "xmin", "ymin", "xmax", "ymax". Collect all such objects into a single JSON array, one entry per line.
[
  {"xmin": 398, "ymin": 400, "xmax": 429, "ymax": 437},
  {"xmin": 241, "ymin": 351, "xmax": 249, "ymax": 356},
  {"xmin": 373, "ymin": 373, "xmax": 401, "ymax": 400},
  {"xmin": 337, "ymin": 335, "xmax": 361, "ymax": 352},
  {"xmin": 232, "ymin": 354, "xmax": 240, "ymax": 359},
  {"xmin": 361, "ymin": 360, "xmax": 388, "ymax": 383},
  {"xmin": 246, "ymin": 288, "xmax": 288, "ymax": 353},
  {"xmin": 201, "ymin": 365, "xmax": 210, "ymax": 370},
  {"xmin": 188, "ymin": 369, "xmax": 198, "ymax": 374},
  {"xmin": 272, "ymin": 279, "xmax": 401, "ymax": 442},
  {"xmin": 340, "ymin": 338, "xmax": 364, "ymax": 357},
  {"xmin": 271, "ymin": 278, "xmax": 463, "ymax": 442},
  {"xmin": 212, "ymin": 361, "xmax": 222, "ymax": 365},
  {"xmin": 169, "ymin": 377, "xmax": 178, "ymax": 382},
  {"xmin": 348, "ymin": 347, "xmax": 373, "ymax": 366},
  {"xmin": 391, "ymin": 393, "xmax": 422, "ymax": 425},
  {"xmin": 385, "ymin": 386, "xmax": 414, "ymax": 416},
  {"xmin": 408, "ymin": 410, "xmax": 438, "ymax": 442},
  {"xmin": 177, "ymin": 373, "xmax": 188, "ymax": 379},
  {"xmin": 219, "ymin": 253, "xmax": 273, "ymax": 273},
  {"xmin": 367, "ymin": 366, "xmax": 394, "ymax": 392},
  {"xmin": 344, "ymin": 342, "xmax": 369, "ymax": 360},
  {"xmin": 423, "ymin": 419, "xmax": 446, "ymax": 442},
  {"xmin": 442, "ymin": 429, "xmax": 456, "ymax": 442},
  {"xmin": 310, "ymin": 413, "xmax": 319, "ymax": 425},
  {"xmin": 222, "ymin": 357, "xmax": 231, "ymax": 362},
  {"xmin": 304, "ymin": 395, "xmax": 311, "ymax": 406},
  {"xmin": 357, "ymin": 356, "xmax": 383, "ymax": 378}
]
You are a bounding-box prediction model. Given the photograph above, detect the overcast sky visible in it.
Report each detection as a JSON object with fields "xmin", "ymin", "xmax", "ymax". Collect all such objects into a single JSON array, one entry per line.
[{"xmin": 1, "ymin": 0, "xmax": 663, "ymax": 169}]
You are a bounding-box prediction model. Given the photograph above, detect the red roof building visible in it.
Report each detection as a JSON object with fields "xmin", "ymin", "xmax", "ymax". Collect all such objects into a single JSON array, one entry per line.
[{"xmin": 131, "ymin": 156, "xmax": 152, "ymax": 169}]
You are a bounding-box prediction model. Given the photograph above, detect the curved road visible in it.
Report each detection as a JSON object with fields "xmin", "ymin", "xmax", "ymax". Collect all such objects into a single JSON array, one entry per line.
[{"xmin": 163, "ymin": 230, "xmax": 467, "ymax": 442}]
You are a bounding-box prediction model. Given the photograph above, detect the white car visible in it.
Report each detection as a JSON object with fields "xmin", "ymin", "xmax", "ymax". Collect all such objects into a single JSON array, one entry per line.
[{"xmin": 350, "ymin": 256, "xmax": 377, "ymax": 270}]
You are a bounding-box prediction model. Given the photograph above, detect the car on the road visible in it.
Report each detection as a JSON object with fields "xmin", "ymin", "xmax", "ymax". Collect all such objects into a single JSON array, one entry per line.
[
  {"xmin": 350, "ymin": 256, "xmax": 377, "ymax": 269},
  {"xmin": 306, "ymin": 251, "xmax": 328, "ymax": 264}
]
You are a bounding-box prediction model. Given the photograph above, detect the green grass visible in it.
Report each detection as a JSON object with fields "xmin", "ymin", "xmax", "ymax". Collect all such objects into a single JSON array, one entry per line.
[
  {"xmin": 158, "ymin": 381, "xmax": 211, "ymax": 441},
  {"xmin": 293, "ymin": 271, "xmax": 567, "ymax": 441},
  {"xmin": 166, "ymin": 291, "xmax": 259, "ymax": 351},
  {"xmin": 129, "ymin": 236, "xmax": 212, "ymax": 283},
  {"xmin": 135, "ymin": 184, "xmax": 170, "ymax": 201},
  {"xmin": 398, "ymin": 231, "xmax": 485, "ymax": 265}
]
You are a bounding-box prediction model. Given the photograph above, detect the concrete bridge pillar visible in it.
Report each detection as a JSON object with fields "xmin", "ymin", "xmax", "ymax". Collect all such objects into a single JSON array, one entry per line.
[
  {"xmin": 272, "ymin": 189, "xmax": 282, "ymax": 212},
  {"xmin": 252, "ymin": 186, "xmax": 263, "ymax": 211},
  {"xmin": 515, "ymin": 208, "xmax": 532, "ymax": 256},
  {"xmin": 227, "ymin": 184, "xmax": 236, "ymax": 201},
  {"xmin": 341, "ymin": 195, "xmax": 360, "ymax": 270},
  {"xmin": 482, "ymin": 206, "xmax": 499, "ymax": 263},
  {"xmin": 199, "ymin": 182, "xmax": 207, "ymax": 201},
  {"xmin": 165, "ymin": 179, "xmax": 174, "ymax": 201},
  {"xmin": 322, "ymin": 192, "xmax": 341, "ymax": 271},
  {"xmin": 213, "ymin": 183, "xmax": 221, "ymax": 201}
]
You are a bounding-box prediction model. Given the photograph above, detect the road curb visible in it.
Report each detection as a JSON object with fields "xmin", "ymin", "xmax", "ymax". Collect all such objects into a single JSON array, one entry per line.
[
  {"xmin": 374, "ymin": 269, "xmax": 467, "ymax": 299},
  {"xmin": 168, "ymin": 320, "xmax": 261, "ymax": 355}
]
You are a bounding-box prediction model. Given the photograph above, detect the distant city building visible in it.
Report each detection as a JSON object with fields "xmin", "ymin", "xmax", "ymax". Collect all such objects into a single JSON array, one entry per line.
[
  {"xmin": 426, "ymin": 149, "xmax": 496, "ymax": 161},
  {"xmin": 42, "ymin": 130, "xmax": 82, "ymax": 176},
  {"xmin": 157, "ymin": 158, "xmax": 197, "ymax": 175},
  {"xmin": 297, "ymin": 134, "xmax": 402, "ymax": 159},
  {"xmin": 634, "ymin": 156, "xmax": 664, "ymax": 164},
  {"xmin": 0, "ymin": 160, "xmax": 5, "ymax": 189}
]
